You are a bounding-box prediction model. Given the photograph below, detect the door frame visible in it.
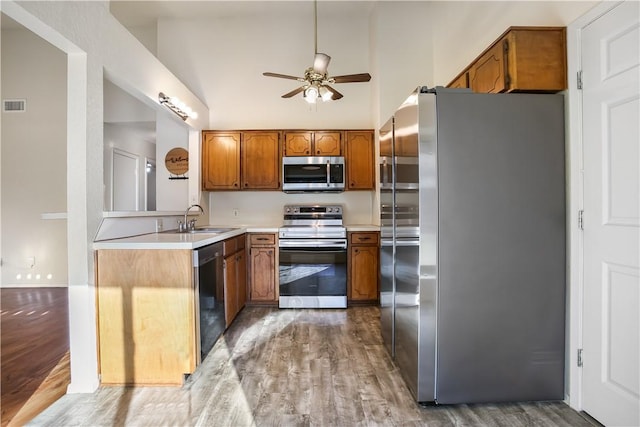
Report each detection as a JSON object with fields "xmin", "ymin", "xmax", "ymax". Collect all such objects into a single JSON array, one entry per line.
[{"xmin": 565, "ymin": 0, "xmax": 626, "ymax": 411}]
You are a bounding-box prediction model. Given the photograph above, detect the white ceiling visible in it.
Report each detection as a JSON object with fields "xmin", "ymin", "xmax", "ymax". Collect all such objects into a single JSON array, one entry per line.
[{"xmin": 109, "ymin": 1, "xmax": 376, "ymax": 28}]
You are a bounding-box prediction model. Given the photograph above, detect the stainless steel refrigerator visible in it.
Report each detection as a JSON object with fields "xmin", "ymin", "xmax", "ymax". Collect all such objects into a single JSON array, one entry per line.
[{"xmin": 379, "ymin": 87, "xmax": 566, "ymax": 404}]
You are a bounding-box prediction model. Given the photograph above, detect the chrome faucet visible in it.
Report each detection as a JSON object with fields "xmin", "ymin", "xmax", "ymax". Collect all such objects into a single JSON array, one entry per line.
[{"xmin": 179, "ymin": 204, "xmax": 204, "ymax": 232}]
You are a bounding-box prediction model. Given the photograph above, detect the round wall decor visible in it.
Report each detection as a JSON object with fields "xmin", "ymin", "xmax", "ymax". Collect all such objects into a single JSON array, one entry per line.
[{"xmin": 165, "ymin": 147, "xmax": 189, "ymax": 176}]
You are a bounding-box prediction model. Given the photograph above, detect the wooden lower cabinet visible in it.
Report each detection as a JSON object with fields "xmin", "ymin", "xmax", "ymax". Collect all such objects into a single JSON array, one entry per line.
[
  {"xmin": 96, "ymin": 249, "xmax": 196, "ymax": 386},
  {"xmin": 348, "ymin": 232, "xmax": 380, "ymax": 303},
  {"xmin": 223, "ymin": 234, "xmax": 247, "ymax": 326},
  {"xmin": 248, "ymin": 233, "xmax": 278, "ymax": 304}
]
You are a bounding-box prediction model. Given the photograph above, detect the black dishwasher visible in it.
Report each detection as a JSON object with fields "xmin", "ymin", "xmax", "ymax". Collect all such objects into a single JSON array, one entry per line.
[{"xmin": 193, "ymin": 242, "xmax": 224, "ymax": 362}]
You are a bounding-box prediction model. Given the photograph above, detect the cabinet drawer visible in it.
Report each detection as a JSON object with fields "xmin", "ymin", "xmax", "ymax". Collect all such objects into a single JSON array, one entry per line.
[
  {"xmin": 250, "ymin": 233, "xmax": 276, "ymax": 246},
  {"xmin": 223, "ymin": 238, "xmax": 237, "ymax": 256},
  {"xmin": 223, "ymin": 234, "xmax": 245, "ymax": 256},
  {"xmin": 349, "ymin": 232, "xmax": 379, "ymax": 246}
]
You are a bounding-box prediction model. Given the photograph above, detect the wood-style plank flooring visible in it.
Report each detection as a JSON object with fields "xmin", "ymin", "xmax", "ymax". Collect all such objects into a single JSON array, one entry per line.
[
  {"xmin": 29, "ymin": 306, "xmax": 599, "ymax": 426},
  {"xmin": 1, "ymin": 287, "xmax": 70, "ymax": 427}
]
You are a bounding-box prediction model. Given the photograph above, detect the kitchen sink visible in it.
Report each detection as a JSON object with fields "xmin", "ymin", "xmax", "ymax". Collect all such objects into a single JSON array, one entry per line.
[{"xmin": 172, "ymin": 227, "xmax": 238, "ymax": 234}]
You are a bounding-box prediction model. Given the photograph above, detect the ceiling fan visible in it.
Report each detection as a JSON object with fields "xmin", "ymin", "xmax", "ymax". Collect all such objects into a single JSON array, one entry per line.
[{"xmin": 262, "ymin": 0, "xmax": 371, "ymax": 103}]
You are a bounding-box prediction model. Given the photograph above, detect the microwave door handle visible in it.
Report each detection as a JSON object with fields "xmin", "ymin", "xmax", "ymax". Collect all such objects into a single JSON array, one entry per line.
[{"xmin": 326, "ymin": 160, "xmax": 330, "ymax": 187}]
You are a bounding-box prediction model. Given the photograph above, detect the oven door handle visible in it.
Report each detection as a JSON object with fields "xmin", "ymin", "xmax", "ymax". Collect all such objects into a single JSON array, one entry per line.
[
  {"xmin": 279, "ymin": 241, "xmax": 347, "ymax": 250},
  {"xmin": 280, "ymin": 248, "xmax": 347, "ymax": 253}
]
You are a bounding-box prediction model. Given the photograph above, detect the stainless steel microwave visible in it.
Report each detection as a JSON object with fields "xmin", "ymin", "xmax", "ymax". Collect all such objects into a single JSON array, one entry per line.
[{"xmin": 282, "ymin": 156, "xmax": 345, "ymax": 193}]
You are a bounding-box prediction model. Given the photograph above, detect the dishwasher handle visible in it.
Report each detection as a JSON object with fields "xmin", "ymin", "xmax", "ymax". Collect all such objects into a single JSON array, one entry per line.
[{"xmin": 193, "ymin": 242, "xmax": 223, "ymax": 267}]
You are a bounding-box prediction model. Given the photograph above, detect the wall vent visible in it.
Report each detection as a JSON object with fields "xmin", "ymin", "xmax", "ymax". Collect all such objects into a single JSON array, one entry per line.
[{"xmin": 3, "ymin": 99, "xmax": 26, "ymax": 112}]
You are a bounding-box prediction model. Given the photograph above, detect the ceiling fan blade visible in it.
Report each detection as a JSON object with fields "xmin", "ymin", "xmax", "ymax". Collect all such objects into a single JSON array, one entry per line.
[
  {"xmin": 282, "ymin": 86, "xmax": 306, "ymax": 98},
  {"xmin": 332, "ymin": 73, "xmax": 372, "ymax": 84},
  {"xmin": 263, "ymin": 72, "xmax": 303, "ymax": 81},
  {"xmin": 313, "ymin": 53, "xmax": 331, "ymax": 74},
  {"xmin": 324, "ymin": 85, "xmax": 343, "ymax": 100}
]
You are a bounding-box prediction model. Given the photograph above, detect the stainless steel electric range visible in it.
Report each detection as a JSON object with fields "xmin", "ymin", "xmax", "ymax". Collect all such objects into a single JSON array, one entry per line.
[{"xmin": 278, "ymin": 204, "xmax": 347, "ymax": 308}]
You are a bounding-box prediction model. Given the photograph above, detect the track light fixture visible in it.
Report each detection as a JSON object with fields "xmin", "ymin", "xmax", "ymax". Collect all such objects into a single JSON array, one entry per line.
[{"xmin": 158, "ymin": 92, "xmax": 198, "ymax": 120}]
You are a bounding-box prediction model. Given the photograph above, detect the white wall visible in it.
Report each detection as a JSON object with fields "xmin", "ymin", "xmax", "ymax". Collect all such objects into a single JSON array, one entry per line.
[
  {"xmin": 156, "ymin": 9, "xmax": 373, "ymax": 129},
  {"xmin": 155, "ymin": 111, "xmax": 189, "ymax": 211},
  {"xmin": 210, "ymin": 191, "xmax": 375, "ymax": 226},
  {"xmin": 371, "ymin": 1, "xmax": 435, "ymax": 127},
  {"xmin": 1, "ymin": 0, "xmax": 209, "ymax": 393},
  {"xmin": 1, "ymin": 25, "xmax": 68, "ymax": 287}
]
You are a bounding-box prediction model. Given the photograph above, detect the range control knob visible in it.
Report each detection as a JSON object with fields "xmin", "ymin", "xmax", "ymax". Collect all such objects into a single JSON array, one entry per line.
[{"xmin": 327, "ymin": 207, "xmax": 333, "ymax": 213}]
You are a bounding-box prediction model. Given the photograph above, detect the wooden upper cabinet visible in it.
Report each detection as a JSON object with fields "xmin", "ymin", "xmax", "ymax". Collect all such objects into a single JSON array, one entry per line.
[
  {"xmin": 241, "ymin": 131, "xmax": 280, "ymax": 189},
  {"xmin": 202, "ymin": 130, "xmax": 281, "ymax": 191},
  {"xmin": 469, "ymin": 40, "xmax": 507, "ymax": 93},
  {"xmin": 448, "ymin": 27, "xmax": 567, "ymax": 93},
  {"xmin": 449, "ymin": 71, "xmax": 470, "ymax": 89},
  {"xmin": 202, "ymin": 131, "xmax": 241, "ymax": 190},
  {"xmin": 284, "ymin": 132, "xmax": 312, "ymax": 156},
  {"xmin": 345, "ymin": 131, "xmax": 374, "ymax": 190},
  {"xmin": 314, "ymin": 132, "xmax": 342, "ymax": 156},
  {"xmin": 283, "ymin": 131, "xmax": 342, "ymax": 156}
]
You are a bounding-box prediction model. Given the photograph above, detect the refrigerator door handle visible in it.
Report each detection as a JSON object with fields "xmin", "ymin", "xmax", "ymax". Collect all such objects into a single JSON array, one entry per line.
[{"xmin": 395, "ymin": 238, "xmax": 420, "ymax": 247}]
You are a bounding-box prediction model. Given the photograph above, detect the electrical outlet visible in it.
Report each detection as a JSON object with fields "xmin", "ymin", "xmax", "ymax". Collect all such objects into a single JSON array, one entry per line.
[
  {"xmin": 233, "ymin": 208, "xmax": 239, "ymax": 217},
  {"xmin": 155, "ymin": 219, "xmax": 163, "ymax": 232},
  {"xmin": 26, "ymin": 256, "xmax": 35, "ymax": 269}
]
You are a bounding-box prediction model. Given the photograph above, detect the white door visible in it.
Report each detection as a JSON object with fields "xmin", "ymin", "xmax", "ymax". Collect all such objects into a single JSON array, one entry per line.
[
  {"xmin": 112, "ymin": 149, "xmax": 139, "ymax": 211},
  {"xmin": 582, "ymin": 2, "xmax": 640, "ymax": 426}
]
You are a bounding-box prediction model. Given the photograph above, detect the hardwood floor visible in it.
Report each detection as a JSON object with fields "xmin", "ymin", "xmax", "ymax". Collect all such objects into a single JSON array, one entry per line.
[
  {"xmin": 1, "ymin": 287, "xmax": 70, "ymax": 427},
  {"xmin": 29, "ymin": 306, "xmax": 598, "ymax": 426}
]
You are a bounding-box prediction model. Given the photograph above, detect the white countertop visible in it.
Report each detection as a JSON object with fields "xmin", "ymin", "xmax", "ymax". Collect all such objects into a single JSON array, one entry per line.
[
  {"xmin": 93, "ymin": 224, "xmax": 377, "ymax": 250},
  {"xmin": 93, "ymin": 225, "xmax": 282, "ymax": 250}
]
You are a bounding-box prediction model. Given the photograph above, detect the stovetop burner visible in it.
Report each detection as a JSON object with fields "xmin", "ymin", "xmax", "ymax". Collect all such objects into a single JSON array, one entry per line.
[{"xmin": 279, "ymin": 204, "xmax": 346, "ymax": 241}]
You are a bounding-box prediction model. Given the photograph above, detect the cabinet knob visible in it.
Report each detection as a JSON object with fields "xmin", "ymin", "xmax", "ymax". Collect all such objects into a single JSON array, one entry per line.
[
  {"xmin": 306, "ymin": 150, "xmax": 309, "ymax": 154},
  {"xmin": 316, "ymin": 150, "xmax": 320, "ymax": 154},
  {"xmin": 244, "ymin": 183, "xmax": 248, "ymax": 187},
  {"xmin": 355, "ymin": 249, "xmax": 360, "ymax": 253},
  {"xmin": 233, "ymin": 182, "xmax": 238, "ymax": 187}
]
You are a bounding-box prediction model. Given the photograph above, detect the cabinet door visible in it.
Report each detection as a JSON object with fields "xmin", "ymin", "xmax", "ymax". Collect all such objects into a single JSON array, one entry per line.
[
  {"xmin": 448, "ymin": 71, "xmax": 469, "ymax": 89},
  {"xmin": 468, "ymin": 40, "xmax": 508, "ymax": 93},
  {"xmin": 284, "ymin": 132, "xmax": 312, "ymax": 156},
  {"xmin": 224, "ymin": 254, "xmax": 238, "ymax": 327},
  {"xmin": 249, "ymin": 247, "xmax": 276, "ymax": 301},
  {"xmin": 349, "ymin": 245, "xmax": 379, "ymax": 301},
  {"xmin": 314, "ymin": 132, "xmax": 342, "ymax": 156},
  {"xmin": 241, "ymin": 131, "xmax": 280, "ymax": 189},
  {"xmin": 202, "ymin": 131, "xmax": 241, "ymax": 190},
  {"xmin": 236, "ymin": 249, "xmax": 247, "ymax": 311},
  {"xmin": 345, "ymin": 131, "xmax": 374, "ymax": 190},
  {"xmin": 97, "ymin": 249, "xmax": 195, "ymax": 385},
  {"xmin": 508, "ymin": 28, "xmax": 567, "ymax": 92}
]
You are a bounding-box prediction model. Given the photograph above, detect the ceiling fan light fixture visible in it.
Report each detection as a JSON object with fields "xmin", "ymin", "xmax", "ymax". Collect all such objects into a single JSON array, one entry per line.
[
  {"xmin": 304, "ymin": 85, "xmax": 319, "ymax": 103},
  {"xmin": 320, "ymin": 86, "xmax": 333, "ymax": 102},
  {"xmin": 262, "ymin": 0, "xmax": 371, "ymax": 103}
]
